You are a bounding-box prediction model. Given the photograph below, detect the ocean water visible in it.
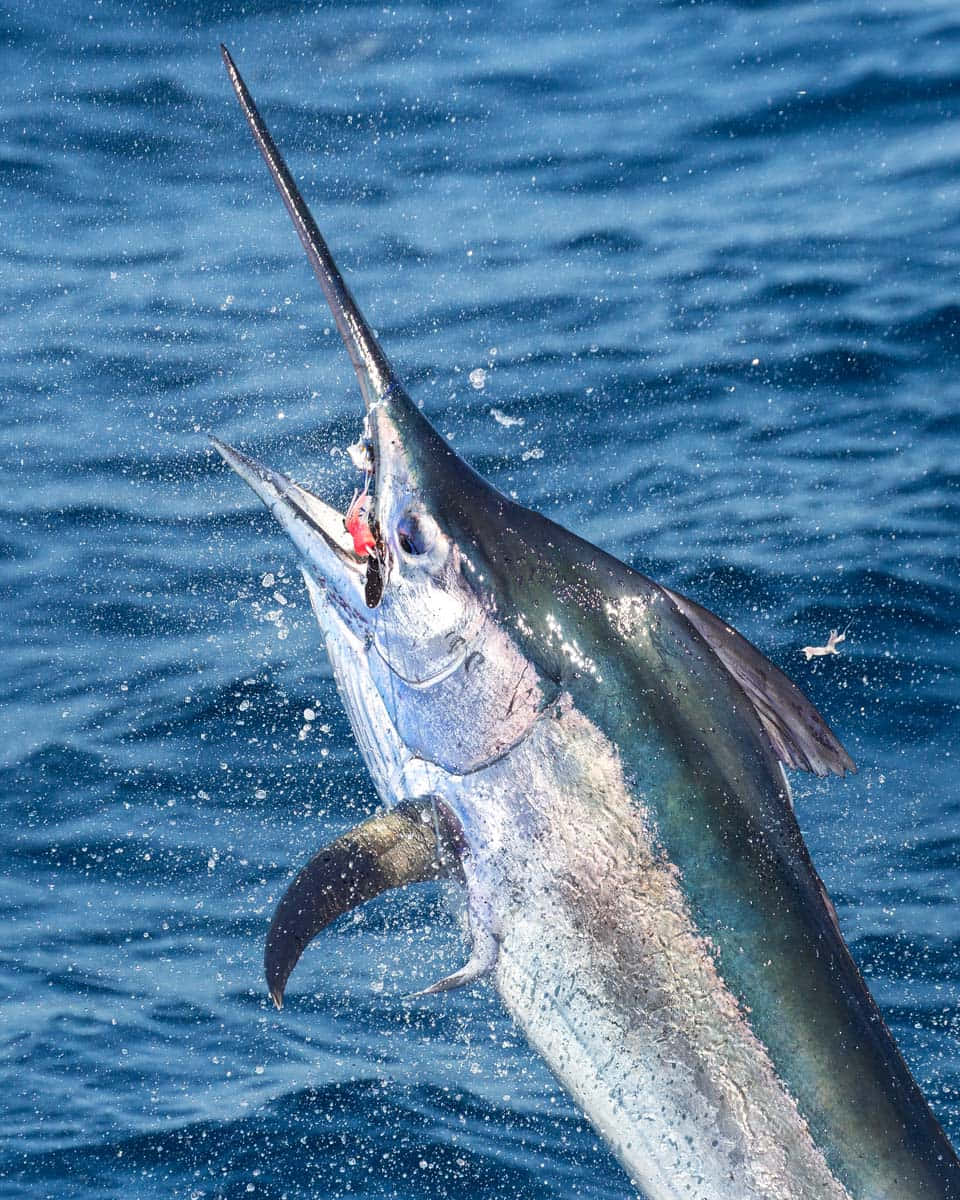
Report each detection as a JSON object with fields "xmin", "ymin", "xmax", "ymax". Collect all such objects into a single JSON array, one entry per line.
[{"xmin": 3, "ymin": 1, "xmax": 960, "ymax": 1196}]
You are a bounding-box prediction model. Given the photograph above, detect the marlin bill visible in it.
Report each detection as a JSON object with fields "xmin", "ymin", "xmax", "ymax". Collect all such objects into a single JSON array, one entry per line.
[{"xmin": 211, "ymin": 47, "xmax": 960, "ymax": 1200}]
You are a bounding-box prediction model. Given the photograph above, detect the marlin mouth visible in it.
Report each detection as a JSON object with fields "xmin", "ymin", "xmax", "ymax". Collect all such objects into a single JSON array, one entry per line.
[{"xmin": 209, "ymin": 435, "xmax": 388, "ymax": 612}]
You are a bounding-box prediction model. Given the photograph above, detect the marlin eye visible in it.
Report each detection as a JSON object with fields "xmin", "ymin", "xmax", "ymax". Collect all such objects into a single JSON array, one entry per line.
[{"xmin": 397, "ymin": 512, "xmax": 430, "ymax": 556}]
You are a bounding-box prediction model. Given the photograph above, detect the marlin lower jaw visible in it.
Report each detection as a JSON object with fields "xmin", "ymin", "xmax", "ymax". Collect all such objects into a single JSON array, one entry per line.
[{"xmin": 210, "ymin": 436, "xmax": 369, "ymax": 630}]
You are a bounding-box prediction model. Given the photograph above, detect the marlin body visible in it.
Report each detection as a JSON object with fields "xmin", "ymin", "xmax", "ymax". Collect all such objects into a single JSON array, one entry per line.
[{"xmin": 213, "ymin": 49, "xmax": 960, "ymax": 1200}]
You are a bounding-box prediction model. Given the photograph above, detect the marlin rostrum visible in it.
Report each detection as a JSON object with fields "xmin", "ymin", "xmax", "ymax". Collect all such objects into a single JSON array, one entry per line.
[{"xmin": 212, "ymin": 47, "xmax": 960, "ymax": 1200}]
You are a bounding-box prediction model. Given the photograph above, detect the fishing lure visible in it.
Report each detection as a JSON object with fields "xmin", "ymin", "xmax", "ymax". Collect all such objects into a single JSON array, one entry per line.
[{"xmin": 344, "ymin": 485, "xmax": 376, "ymax": 557}]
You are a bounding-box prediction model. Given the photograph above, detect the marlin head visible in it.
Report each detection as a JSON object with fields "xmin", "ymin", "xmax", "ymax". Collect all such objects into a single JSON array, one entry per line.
[{"xmin": 216, "ymin": 48, "xmax": 554, "ymax": 754}]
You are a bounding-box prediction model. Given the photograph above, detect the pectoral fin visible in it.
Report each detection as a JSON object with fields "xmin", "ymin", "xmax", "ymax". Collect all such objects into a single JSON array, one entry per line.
[{"xmin": 265, "ymin": 800, "xmax": 463, "ymax": 1009}]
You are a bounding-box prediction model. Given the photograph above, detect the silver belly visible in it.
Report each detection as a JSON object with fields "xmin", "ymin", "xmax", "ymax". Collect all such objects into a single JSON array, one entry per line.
[{"xmin": 459, "ymin": 703, "xmax": 852, "ymax": 1200}]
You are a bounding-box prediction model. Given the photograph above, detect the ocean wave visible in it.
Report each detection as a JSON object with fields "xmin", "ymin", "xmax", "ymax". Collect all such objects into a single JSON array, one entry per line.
[{"xmin": 697, "ymin": 68, "xmax": 960, "ymax": 142}]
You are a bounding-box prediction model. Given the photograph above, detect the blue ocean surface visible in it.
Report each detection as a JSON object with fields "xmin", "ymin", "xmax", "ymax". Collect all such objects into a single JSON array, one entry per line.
[{"xmin": 2, "ymin": 1, "xmax": 959, "ymax": 1196}]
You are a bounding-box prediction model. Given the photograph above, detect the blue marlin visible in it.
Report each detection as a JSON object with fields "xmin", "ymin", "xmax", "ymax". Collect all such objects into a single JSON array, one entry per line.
[{"xmin": 212, "ymin": 47, "xmax": 960, "ymax": 1200}]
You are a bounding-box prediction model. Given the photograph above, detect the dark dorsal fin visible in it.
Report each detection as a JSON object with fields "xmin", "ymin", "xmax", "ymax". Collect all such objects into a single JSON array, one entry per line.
[{"xmin": 661, "ymin": 585, "xmax": 855, "ymax": 778}]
